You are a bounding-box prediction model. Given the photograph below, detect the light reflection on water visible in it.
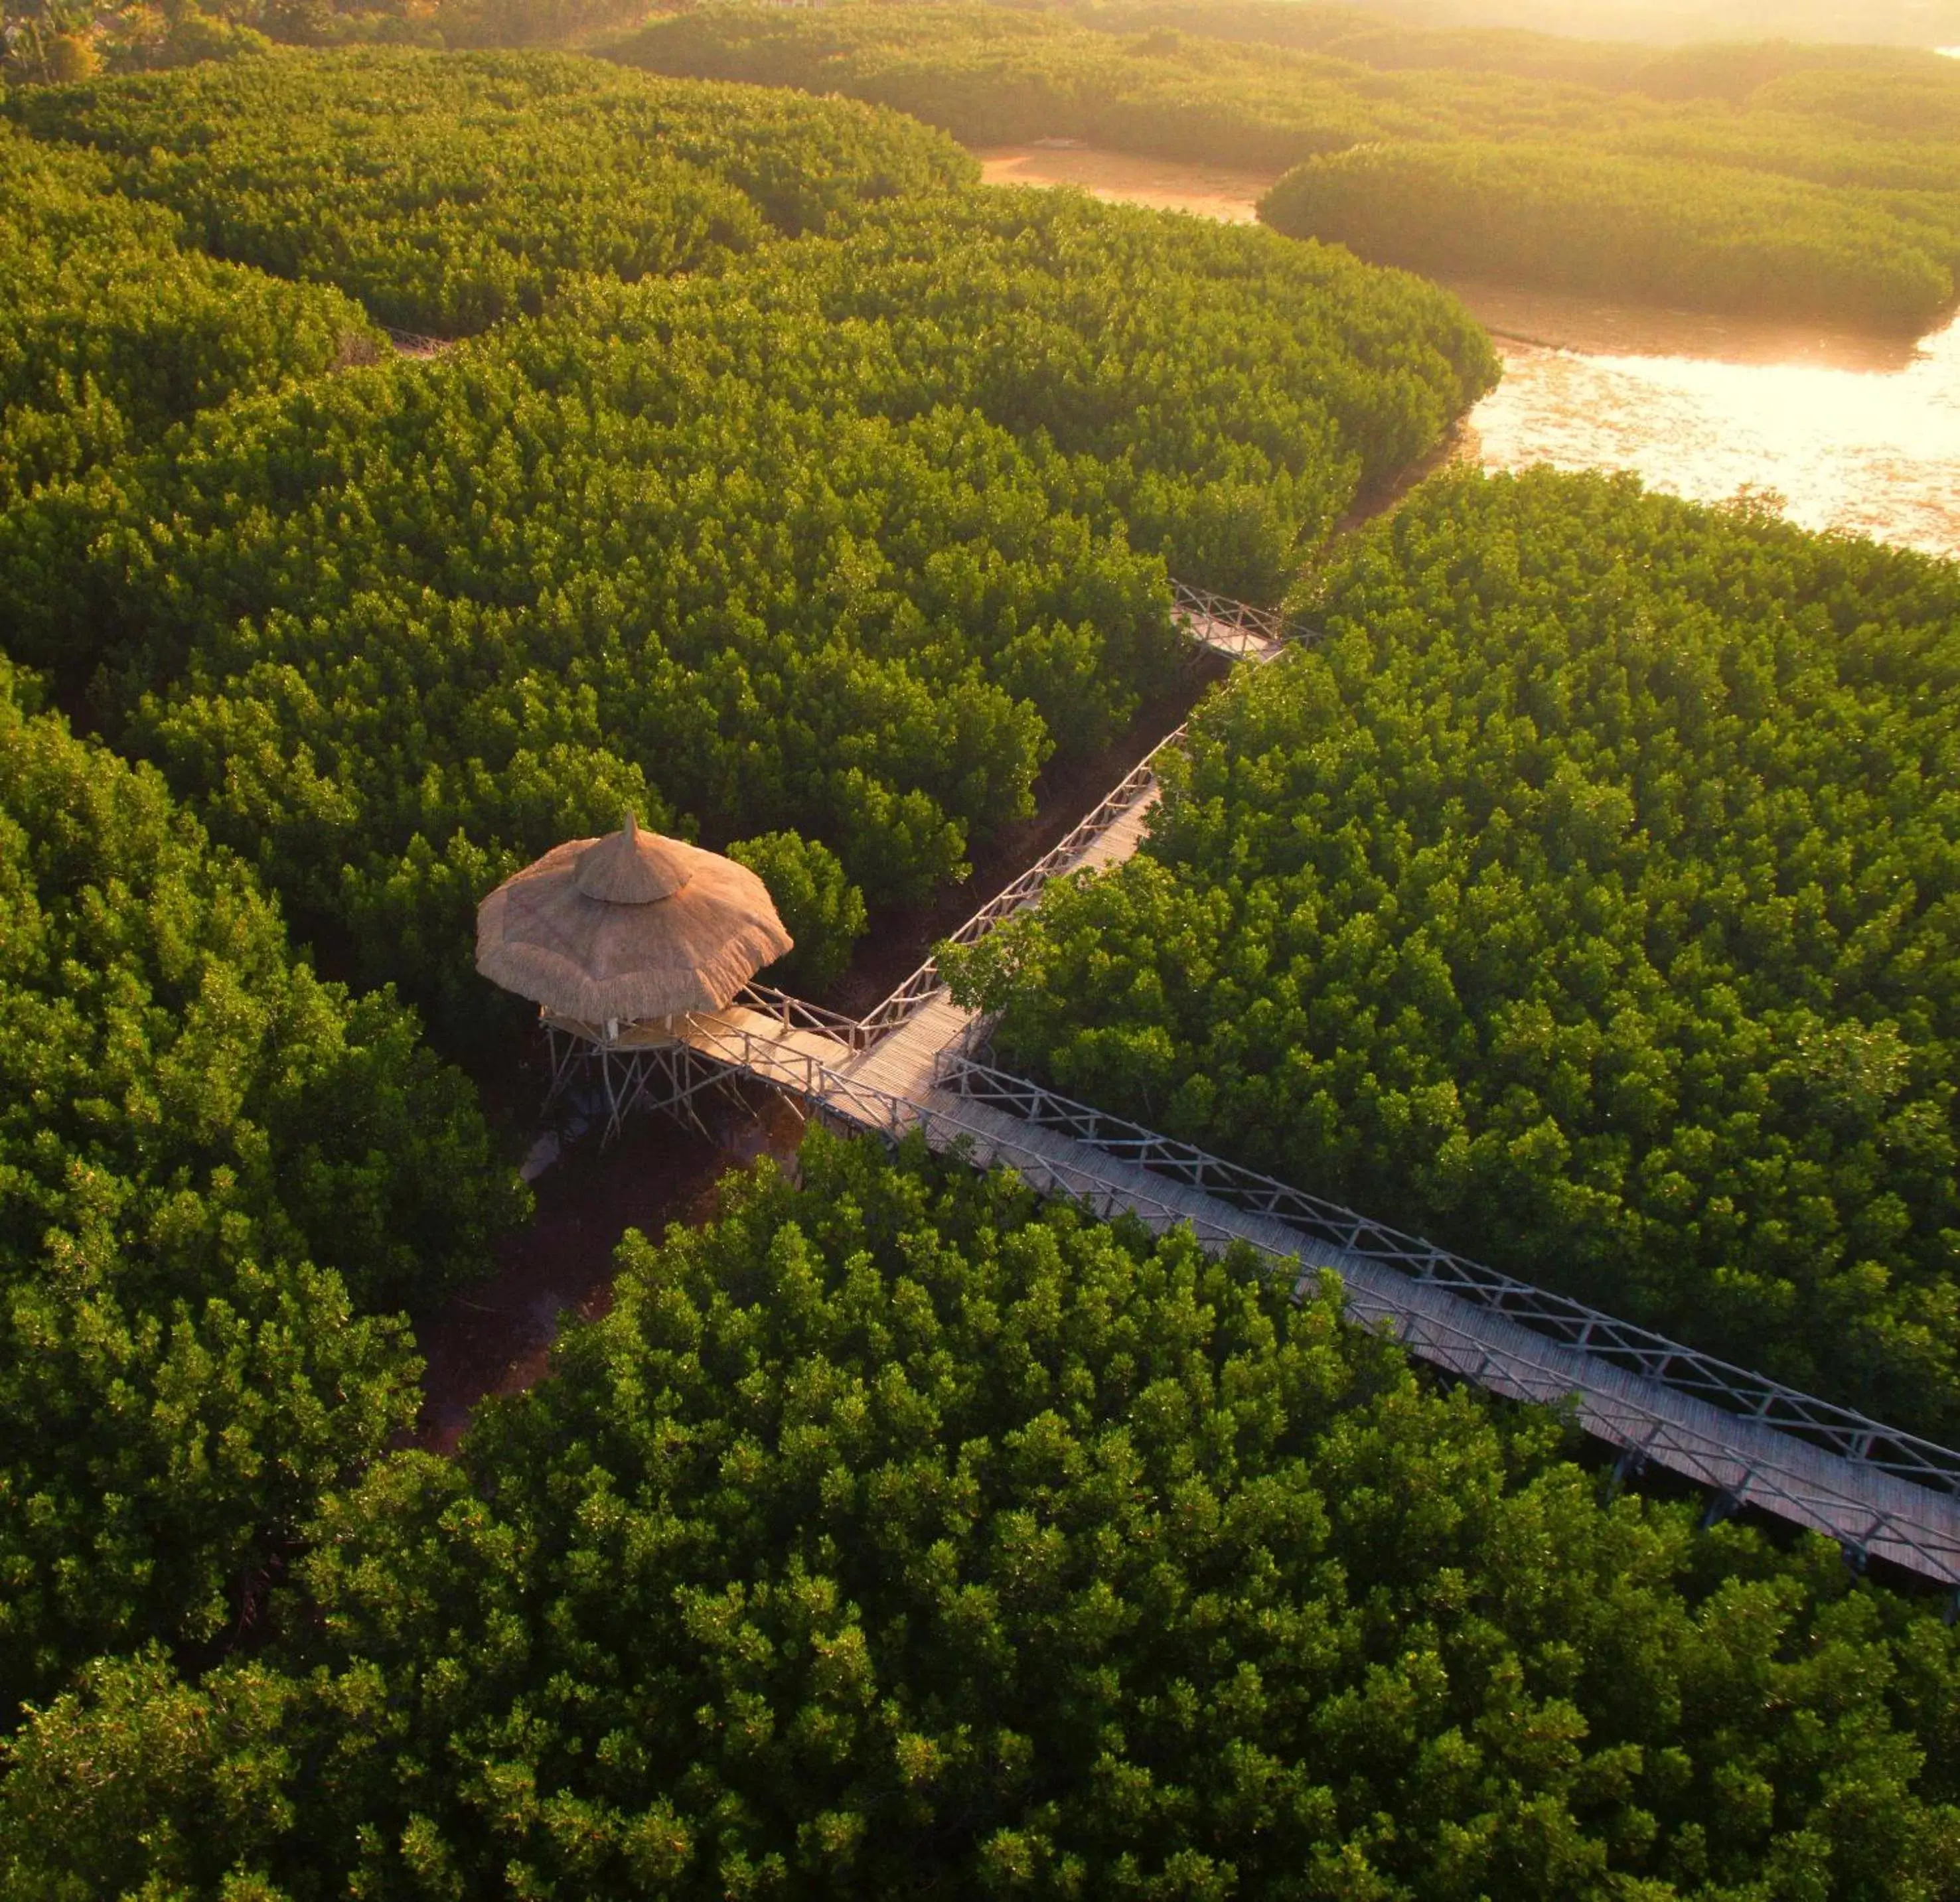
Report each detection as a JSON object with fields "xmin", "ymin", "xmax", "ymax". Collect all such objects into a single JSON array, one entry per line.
[
  {"xmin": 1462, "ymin": 301, "xmax": 1960, "ymax": 560},
  {"xmin": 974, "ymin": 143, "xmax": 1960, "ymax": 561}
]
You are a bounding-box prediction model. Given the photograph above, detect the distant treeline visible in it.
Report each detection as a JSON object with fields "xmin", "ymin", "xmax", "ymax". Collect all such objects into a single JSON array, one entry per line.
[
  {"xmin": 1262, "ymin": 141, "xmax": 1959, "ymax": 330},
  {"xmin": 0, "ymin": 0, "xmax": 649, "ymax": 80},
  {"xmin": 1361, "ymin": 0, "xmax": 1960, "ymax": 49},
  {"xmin": 612, "ymin": 2, "xmax": 1960, "ymax": 331},
  {"xmin": 1061, "ymin": 2, "xmax": 1960, "ymax": 92},
  {"xmin": 612, "ymin": 3, "xmax": 1635, "ymax": 171}
]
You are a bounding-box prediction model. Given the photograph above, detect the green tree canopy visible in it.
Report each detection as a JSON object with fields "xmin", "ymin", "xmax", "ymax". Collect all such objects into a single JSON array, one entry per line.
[
  {"xmin": 0, "ymin": 658, "xmax": 520, "ymax": 1715},
  {"xmin": 729, "ymin": 830, "xmax": 869, "ymax": 994},
  {"xmin": 0, "ymin": 118, "xmax": 380, "ymax": 507},
  {"xmin": 948, "ymin": 469, "xmax": 1960, "ymax": 1437},
  {"xmin": 5, "ymin": 1133, "xmax": 1957, "ymax": 1897},
  {"xmin": 7, "ymin": 46, "xmax": 977, "ymax": 333}
]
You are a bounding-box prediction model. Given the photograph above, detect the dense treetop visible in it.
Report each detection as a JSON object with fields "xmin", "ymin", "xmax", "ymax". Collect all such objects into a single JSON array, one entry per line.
[
  {"xmin": 0, "ymin": 129, "xmax": 1489, "ymax": 1027},
  {"xmin": 0, "ymin": 658, "xmax": 520, "ymax": 1719},
  {"xmin": 947, "ymin": 469, "xmax": 1960, "ymax": 1437},
  {"xmin": 5, "ymin": 1132, "xmax": 1957, "ymax": 1899},
  {"xmin": 0, "ymin": 115, "xmax": 379, "ymax": 506},
  {"xmin": 6, "ymin": 47, "xmax": 978, "ymax": 333},
  {"xmin": 563, "ymin": 191, "xmax": 1497, "ymax": 584},
  {"xmin": 0, "ymin": 330, "xmax": 1180, "ymax": 1026},
  {"xmin": 613, "ymin": 2, "xmax": 1960, "ymax": 328}
]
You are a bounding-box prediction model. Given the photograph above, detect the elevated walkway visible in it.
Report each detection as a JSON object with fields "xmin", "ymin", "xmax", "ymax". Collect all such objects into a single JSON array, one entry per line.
[
  {"xmin": 575, "ymin": 581, "xmax": 1960, "ymax": 1590},
  {"xmin": 668, "ymin": 995, "xmax": 1960, "ymax": 1589}
]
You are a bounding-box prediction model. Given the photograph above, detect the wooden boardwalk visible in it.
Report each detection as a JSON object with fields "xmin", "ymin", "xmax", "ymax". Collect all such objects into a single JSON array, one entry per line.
[
  {"xmin": 631, "ymin": 581, "xmax": 1960, "ymax": 1589},
  {"xmin": 677, "ymin": 995, "xmax": 1960, "ymax": 1589}
]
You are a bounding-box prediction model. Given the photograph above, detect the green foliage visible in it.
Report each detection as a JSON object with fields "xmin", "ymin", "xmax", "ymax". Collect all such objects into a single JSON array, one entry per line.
[
  {"xmin": 6, "ymin": 1133, "xmax": 1959, "ymax": 1897},
  {"xmin": 0, "ymin": 1646, "xmax": 305, "ymax": 1901},
  {"xmin": 616, "ymin": 1, "xmax": 1960, "ymax": 330},
  {"xmin": 1261, "ymin": 141, "xmax": 1957, "ymax": 332},
  {"xmin": 0, "ymin": 117, "xmax": 380, "ymax": 506},
  {"xmin": 729, "ymin": 830, "xmax": 868, "ymax": 995},
  {"xmin": 0, "ymin": 659, "xmax": 521, "ymax": 1714},
  {"xmin": 149, "ymin": 4, "xmax": 275, "ymax": 68},
  {"xmin": 948, "ymin": 469, "xmax": 1960, "ymax": 1434},
  {"xmin": 613, "ymin": 1, "xmax": 1477, "ymax": 170},
  {"xmin": 0, "ymin": 338, "xmax": 1159, "ymax": 1024},
  {"xmin": 0, "ymin": 85, "xmax": 1487, "ymax": 1029},
  {"xmin": 7, "ymin": 46, "xmax": 976, "ymax": 334},
  {"xmin": 544, "ymin": 192, "xmax": 1489, "ymax": 599}
]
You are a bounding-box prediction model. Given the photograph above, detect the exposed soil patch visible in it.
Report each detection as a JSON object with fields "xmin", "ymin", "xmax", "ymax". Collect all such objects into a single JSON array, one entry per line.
[
  {"xmin": 816, "ymin": 650, "xmax": 1229, "ymax": 1019},
  {"xmin": 1437, "ymin": 275, "xmax": 1920, "ymax": 374},
  {"xmin": 386, "ymin": 327, "xmax": 457, "ymax": 359},
  {"xmin": 1331, "ymin": 412, "xmax": 1483, "ymax": 540},
  {"xmin": 410, "ymin": 1084, "xmax": 805, "ymax": 1453},
  {"xmin": 973, "ymin": 143, "xmax": 1277, "ymax": 223}
]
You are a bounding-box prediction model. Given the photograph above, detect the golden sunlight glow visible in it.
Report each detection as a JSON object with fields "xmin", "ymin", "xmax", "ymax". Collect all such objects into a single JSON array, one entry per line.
[{"xmin": 977, "ymin": 143, "xmax": 1960, "ymax": 559}]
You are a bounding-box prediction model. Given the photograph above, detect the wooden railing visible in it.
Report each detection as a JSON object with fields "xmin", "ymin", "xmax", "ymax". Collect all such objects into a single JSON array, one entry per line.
[
  {"xmin": 1170, "ymin": 578, "xmax": 1293, "ymax": 655},
  {"xmin": 854, "ymin": 579, "xmax": 1304, "ymax": 1047},
  {"xmin": 671, "ymin": 1012, "xmax": 1960, "ymax": 1586},
  {"xmin": 939, "ymin": 1051, "xmax": 1960, "ymax": 1502},
  {"xmin": 856, "ymin": 740, "xmax": 1174, "ymax": 1043}
]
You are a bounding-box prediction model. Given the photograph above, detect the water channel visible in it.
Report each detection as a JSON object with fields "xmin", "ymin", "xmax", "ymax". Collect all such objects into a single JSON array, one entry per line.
[{"xmin": 976, "ymin": 144, "xmax": 1960, "ymax": 561}]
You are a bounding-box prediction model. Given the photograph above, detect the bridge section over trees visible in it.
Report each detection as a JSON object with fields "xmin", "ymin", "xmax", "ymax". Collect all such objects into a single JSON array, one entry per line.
[{"xmin": 564, "ymin": 584, "xmax": 1960, "ymax": 1590}]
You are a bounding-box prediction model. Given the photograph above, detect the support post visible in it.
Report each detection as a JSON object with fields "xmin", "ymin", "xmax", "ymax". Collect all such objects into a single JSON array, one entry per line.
[
  {"xmin": 1603, "ymin": 1446, "xmax": 1647, "ymax": 1502},
  {"xmin": 542, "ymin": 1021, "xmax": 587, "ymax": 1109}
]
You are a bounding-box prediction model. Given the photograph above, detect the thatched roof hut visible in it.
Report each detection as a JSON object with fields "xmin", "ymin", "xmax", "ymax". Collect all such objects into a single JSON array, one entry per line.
[{"xmin": 476, "ymin": 814, "xmax": 792, "ymax": 1033}]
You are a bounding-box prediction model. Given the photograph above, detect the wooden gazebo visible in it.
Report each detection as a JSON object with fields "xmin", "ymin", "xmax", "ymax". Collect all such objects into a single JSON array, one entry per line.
[{"xmin": 477, "ymin": 813, "xmax": 791, "ymax": 1137}]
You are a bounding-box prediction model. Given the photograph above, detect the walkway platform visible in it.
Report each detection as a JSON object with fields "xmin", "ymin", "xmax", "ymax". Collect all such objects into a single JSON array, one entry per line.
[
  {"xmin": 673, "ymin": 994, "xmax": 1960, "ymax": 1588},
  {"xmin": 583, "ymin": 579, "xmax": 1960, "ymax": 1589}
]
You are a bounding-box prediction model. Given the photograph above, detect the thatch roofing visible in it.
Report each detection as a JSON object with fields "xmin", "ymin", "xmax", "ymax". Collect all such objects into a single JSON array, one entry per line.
[{"xmin": 476, "ymin": 814, "xmax": 792, "ymax": 1026}]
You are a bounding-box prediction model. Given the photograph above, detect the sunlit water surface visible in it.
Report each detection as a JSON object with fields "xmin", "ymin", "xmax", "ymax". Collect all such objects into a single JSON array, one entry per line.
[
  {"xmin": 976, "ymin": 143, "xmax": 1960, "ymax": 561},
  {"xmin": 1450, "ymin": 283, "xmax": 1960, "ymax": 559}
]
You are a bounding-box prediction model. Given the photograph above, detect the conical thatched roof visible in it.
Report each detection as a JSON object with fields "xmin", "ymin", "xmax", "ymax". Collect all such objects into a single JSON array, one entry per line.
[{"xmin": 477, "ymin": 814, "xmax": 792, "ymax": 1026}]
